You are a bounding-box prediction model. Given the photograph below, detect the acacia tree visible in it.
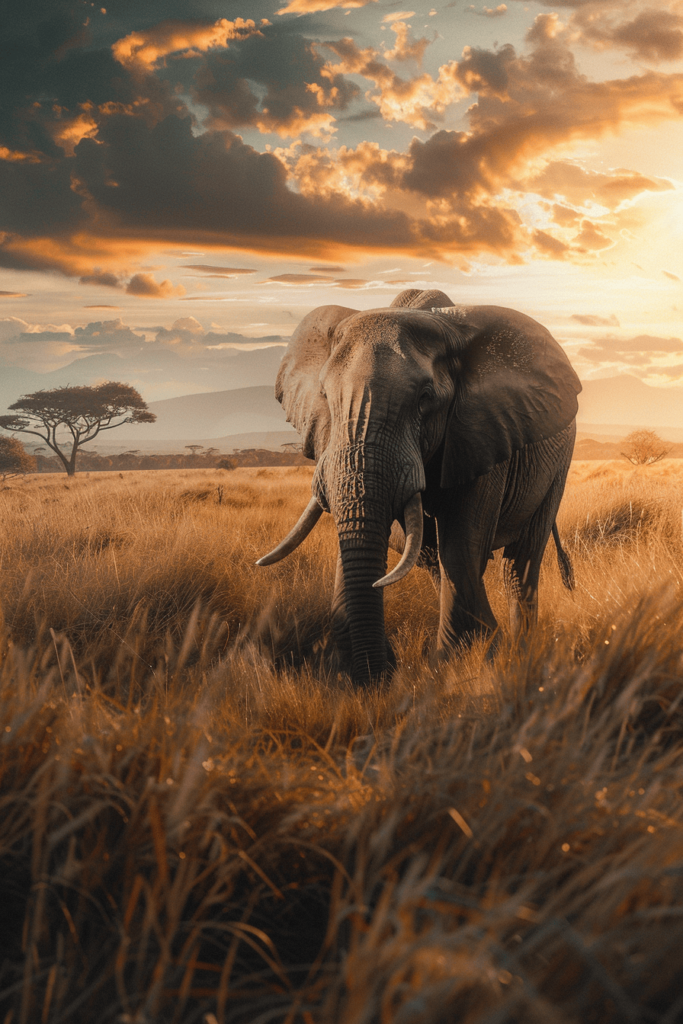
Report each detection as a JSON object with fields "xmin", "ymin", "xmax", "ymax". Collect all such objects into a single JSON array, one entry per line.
[
  {"xmin": 621, "ymin": 429, "xmax": 672, "ymax": 466},
  {"xmin": 0, "ymin": 382, "xmax": 156, "ymax": 476},
  {"xmin": 0, "ymin": 436, "xmax": 36, "ymax": 480}
]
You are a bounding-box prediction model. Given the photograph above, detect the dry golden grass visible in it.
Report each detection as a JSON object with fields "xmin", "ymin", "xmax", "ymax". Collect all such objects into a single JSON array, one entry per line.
[{"xmin": 1, "ymin": 461, "xmax": 683, "ymax": 1023}]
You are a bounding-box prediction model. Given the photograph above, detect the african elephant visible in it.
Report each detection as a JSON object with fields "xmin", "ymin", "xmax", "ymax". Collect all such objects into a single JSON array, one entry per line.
[{"xmin": 258, "ymin": 289, "xmax": 581, "ymax": 685}]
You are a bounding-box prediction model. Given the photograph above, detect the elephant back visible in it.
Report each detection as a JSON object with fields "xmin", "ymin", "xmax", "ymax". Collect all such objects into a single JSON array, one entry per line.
[{"xmin": 391, "ymin": 288, "xmax": 455, "ymax": 310}]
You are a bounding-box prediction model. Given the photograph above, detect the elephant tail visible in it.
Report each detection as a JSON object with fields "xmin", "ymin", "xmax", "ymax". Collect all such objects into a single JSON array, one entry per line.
[{"xmin": 552, "ymin": 522, "xmax": 575, "ymax": 590}]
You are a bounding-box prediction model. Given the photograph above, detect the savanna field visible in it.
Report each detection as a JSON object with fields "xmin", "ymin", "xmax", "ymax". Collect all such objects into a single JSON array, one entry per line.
[{"xmin": 2, "ymin": 461, "xmax": 683, "ymax": 1024}]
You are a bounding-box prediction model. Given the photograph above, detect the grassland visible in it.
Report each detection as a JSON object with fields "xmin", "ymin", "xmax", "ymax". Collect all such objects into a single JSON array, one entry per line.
[{"xmin": 1, "ymin": 460, "xmax": 683, "ymax": 1023}]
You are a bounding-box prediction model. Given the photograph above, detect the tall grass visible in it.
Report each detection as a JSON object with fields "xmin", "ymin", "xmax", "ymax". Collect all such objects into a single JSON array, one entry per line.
[{"xmin": 1, "ymin": 461, "xmax": 683, "ymax": 1023}]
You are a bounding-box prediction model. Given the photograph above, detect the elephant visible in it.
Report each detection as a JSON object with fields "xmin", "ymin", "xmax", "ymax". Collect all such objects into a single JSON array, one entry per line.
[{"xmin": 257, "ymin": 288, "xmax": 581, "ymax": 685}]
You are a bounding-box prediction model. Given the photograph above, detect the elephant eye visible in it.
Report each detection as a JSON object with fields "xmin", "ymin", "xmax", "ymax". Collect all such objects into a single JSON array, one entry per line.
[{"xmin": 418, "ymin": 389, "xmax": 433, "ymax": 416}]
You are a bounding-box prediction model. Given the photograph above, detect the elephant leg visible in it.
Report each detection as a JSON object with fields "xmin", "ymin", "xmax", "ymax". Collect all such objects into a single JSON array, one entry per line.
[
  {"xmin": 331, "ymin": 551, "xmax": 353, "ymax": 667},
  {"xmin": 502, "ymin": 461, "xmax": 572, "ymax": 638},
  {"xmin": 435, "ymin": 469, "xmax": 505, "ymax": 656}
]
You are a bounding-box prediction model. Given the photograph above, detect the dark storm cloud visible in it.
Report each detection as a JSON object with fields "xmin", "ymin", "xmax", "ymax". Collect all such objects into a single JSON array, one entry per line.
[
  {"xmin": 191, "ymin": 26, "xmax": 358, "ymax": 137},
  {"xmin": 69, "ymin": 113, "xmax": 419, "ymax": 251},
  {"xmin": 2, "ymin": 1, "xmax": 683, "ymax": 276}
]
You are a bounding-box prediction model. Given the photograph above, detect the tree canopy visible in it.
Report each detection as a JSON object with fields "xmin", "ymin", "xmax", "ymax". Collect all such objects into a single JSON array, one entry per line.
[
  {"xmin": 620, "ymin": 429, "xmax": 672, "ymax": 466},
  {"xmin": 0, "ymin": 382, "xmax": 156, "ymax": 476}
]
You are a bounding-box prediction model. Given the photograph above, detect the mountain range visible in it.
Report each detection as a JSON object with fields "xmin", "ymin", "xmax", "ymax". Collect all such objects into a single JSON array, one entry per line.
[
  {"xmin": 3, "ymin": 362, "xmax": 683, "ymax": 452},
  {"xmin": 0, "ymin": 344, "xmax": 285, "ymax": 414}
]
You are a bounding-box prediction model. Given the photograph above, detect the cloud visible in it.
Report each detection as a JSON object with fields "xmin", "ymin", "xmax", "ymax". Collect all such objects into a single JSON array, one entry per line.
[
  {"xmin": 112, "ymin": 18, "xmax": 263, "ymax": 70},
  {"xmin": 310, "ymin": 264, "xmax": 345, "ymax": 272},
  {"xmin": 467, "ymin": 4, "xmax": 508, "ymax": 16},
  {"xmin": 579, "ymin": 334, "xmax": 683, "ymax": 363},
  {"xmin": 332, "ymin": 278, "xmax": 370, "ymax": 287},
  {"xmin": 79, "ymin": 271, "xmax": 122, "ymax": 289},
  {"xmin": 321, "ymin": 36, "xmax": 463, "ymax": 130},
  {"xmin": 382, "ymin": 12, "xmax": 416, "ymax": 23},
  {"xmin": 384, "ymin": 22, "xmax": 431, "ymax": 65},
  {"xmin": 573, "ymin": 219, "xmax": 614, "ymax": 250},
  {"xmin": 0, "ymin": 291, "xmax": 27, "ymax": 298},
  {"xmin": 531, "ymin": 229, "xmax": 569, "ymax": 256},
  {"xmin": 276, "ymin": 0, "xmax": 377, "ymax": 12},
  {"xmin": 180, "ymin": 265, "xmax": 257, "ymax": 275},
  {"xmin": 2, "ymin": 3, "xmax": 683, "ymax": 281},
  {"xmin": 572, "ymin": 9, "xmax": 683, "ymax": 62},
  {"xmin": 192, "ymin": 26, "xmax": 358, "ymax": 138},
  {"xmin": 663, "ymin": 270, "xmax": 681, "ymax": 282},
  {"xmin": 571, "ymin": 314, "xmax": 620, "ymax": 327},
  {"xmin": 125, "ymin": 273, "xmax": 186, "ymax": 298},
  {"xmin": 84, "ymin": 304, "xmax": 120, "ymax": 309},
  {"xmin": 267, "ymin": 273, "xmax": 335, "ymax": 283},
  {"xmin": 528, "ymin": 162, "xmax": 673, "ymax": 209}
]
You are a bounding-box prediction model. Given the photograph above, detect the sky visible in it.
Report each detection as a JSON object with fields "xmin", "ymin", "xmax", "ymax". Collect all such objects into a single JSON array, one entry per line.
[{"xmin": 1, "ymin": 0, "xmax": 683, "ymax": 397}]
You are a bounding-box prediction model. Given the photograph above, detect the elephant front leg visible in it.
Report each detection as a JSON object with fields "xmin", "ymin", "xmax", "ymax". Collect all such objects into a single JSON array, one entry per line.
[{"xmin": 331, "ymin": 551, "xmax": 353, "ymax": 670}]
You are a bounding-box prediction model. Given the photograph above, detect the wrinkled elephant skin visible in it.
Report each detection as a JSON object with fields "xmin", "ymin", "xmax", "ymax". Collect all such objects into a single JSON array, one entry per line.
[{"xmin": 258, "ymin": 289, "xmax": 581, "ymax": 686}]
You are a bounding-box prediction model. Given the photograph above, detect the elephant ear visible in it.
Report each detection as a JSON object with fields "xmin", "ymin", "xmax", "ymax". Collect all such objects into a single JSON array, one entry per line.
[
  {"xmin": 275, "ymin": 304, "xmax": 358, "ymax": 460},
  {"xmin": 435, "ymin": 305, "xmax": 582, "ymax": 487},
  {"xmin": 391, "ymin": 288, "xmax": 455, "ymax": 310}
]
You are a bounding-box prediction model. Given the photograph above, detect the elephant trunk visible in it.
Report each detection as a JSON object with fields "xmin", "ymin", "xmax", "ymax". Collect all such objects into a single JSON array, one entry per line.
[
  {"xmin": 318, "ymin": 442, "xmax": 422, "ymax": 685},
  {"xmin": 337, "ymin": 511, "xmax": 391, "ymax": 685}
]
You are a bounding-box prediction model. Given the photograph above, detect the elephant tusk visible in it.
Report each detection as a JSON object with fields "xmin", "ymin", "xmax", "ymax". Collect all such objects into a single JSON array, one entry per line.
[
  {"xmin": 373, "ymin": 492, "xmax": 424, "ymax": 588},
  {"xmin": 256, "ymin": 496, "xmax": 324, "ymax": 566}
]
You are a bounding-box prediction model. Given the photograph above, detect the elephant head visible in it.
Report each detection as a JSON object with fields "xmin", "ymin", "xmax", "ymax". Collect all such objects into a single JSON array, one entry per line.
[{"xmin": 258, "ymin": 289, "xmax": 580, "ymax": 684}]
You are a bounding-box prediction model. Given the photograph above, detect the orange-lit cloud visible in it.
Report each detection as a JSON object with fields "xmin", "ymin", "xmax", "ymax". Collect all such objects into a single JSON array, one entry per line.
[
  {"xmin": 0, "ymin": 147, "xmax": 42, "ymax": 164},
  {"xmin": 180, "ymin": 265, "xmax": 257, "ymax": 275},
  {"xmin": 322, "ymin": 37, "xmax": 463, "ymax": 129},
  {"xmin": 125, "ymin": 273, "xmax": 185, "ymax": 298},
  {"xmin": 112, "ymin": 18, "xmax": 263, "ymax": 70},
  {"xmin": 277, "ymin": 0, "xmax": 376, "ymax": 13},
  {"xmin": 384, "ymin": 22, "xmax": 430, "ymax": 65},
  {"xmin": 3, "ymin": 6, "xmax": 683, "ymax": 285},
  {"xmin": 467, "ymin": 5, "xmax": 508, "ymax": 17}
]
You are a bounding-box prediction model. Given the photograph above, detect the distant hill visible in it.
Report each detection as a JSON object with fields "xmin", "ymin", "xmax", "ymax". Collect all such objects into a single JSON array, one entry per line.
[
  {"xmin": 91, "ymin": 430, "xmax": 300, "ymax": 455},
  {"xmin": 573, "ymin": 438, "xmax": 683, "ymax": 460},
  {"xmin": 0, "ymin": 343, "xmax": 286, "ymax": 413},
  {"xmin": 111, "ymin": 386, "xmax": 294, "ymax": 441},
  {"xmin": 577, "ymin": 376, "xmax": 683, "ymax": 434}
]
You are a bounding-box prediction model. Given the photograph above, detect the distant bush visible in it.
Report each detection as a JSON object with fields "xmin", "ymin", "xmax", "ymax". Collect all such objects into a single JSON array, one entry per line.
[
  {"xmin": 621, "ymin": 429, "xmax": 671, "ymax": 466},
  {"xmin": 0, "ymin": 436, "xmax": 36, "ymax": 479},
  {"xmin": 31, "ymin": 446, "xmax": 312, "ymax": 473}
]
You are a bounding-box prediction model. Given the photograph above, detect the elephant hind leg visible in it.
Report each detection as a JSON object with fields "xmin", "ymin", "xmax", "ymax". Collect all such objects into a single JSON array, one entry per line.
[
  {"xmin": 503, "ymin": 484, "xmax": 567, "ymax": 637},
  {"xmin": 436, "ymin": 554, "xmax": 498, "ymax": 654}
]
